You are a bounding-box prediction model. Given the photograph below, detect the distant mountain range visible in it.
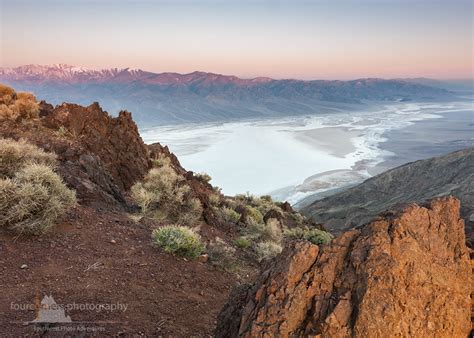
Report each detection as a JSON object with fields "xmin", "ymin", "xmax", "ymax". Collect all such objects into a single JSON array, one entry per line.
[{"xmin": 0, "ymin": 64, "xmax": 455, "ymax": 126}]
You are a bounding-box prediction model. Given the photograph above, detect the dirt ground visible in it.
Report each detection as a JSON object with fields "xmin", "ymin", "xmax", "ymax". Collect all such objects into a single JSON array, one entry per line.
[{"xmin": 0, "ymin": 205, "xmax": 252, "ymax": 336}]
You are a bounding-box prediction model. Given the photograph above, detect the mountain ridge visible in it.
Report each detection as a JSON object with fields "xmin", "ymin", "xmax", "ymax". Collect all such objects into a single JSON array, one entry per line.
[{"xmin": 0, "ymin": 64, "xmax": 455, "ymax": 125}]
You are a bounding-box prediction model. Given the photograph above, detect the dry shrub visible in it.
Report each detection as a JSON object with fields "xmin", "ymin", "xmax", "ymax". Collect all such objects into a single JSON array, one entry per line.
[
  {"xmin": 152, "ymin": 225, "xmax": 205, "ymax": 259},
  {"xmin": 0, "ymin": 84, "xmax": 15, "ymax": 105},
  {"xmin": 244, "ymin": 205, "xmax": 264, "ymax": 225},
  {"xmin": 0, "ymin": 84, "xmax": 39, "ymax": 121},
  {"xmin": 246, "ymin": 218, "xmax": 283, "ymax": 242},
  {"xmin": 219, "ymin": 206, "xmax": 241, "ymax": 223},
  {"xmin": 208, "ymin": 237, "xmax": 237, "ymax": 270},
  {"xmin": 0, "ymin": 163, "xmax": 76, "ymax": 234},
  {"xmin": 131, "ymin": 163, "xmax": 203, "ymax": 225},
  {"xmin": 255, "ymin": 241, "xmax": 283, "ymax": 261},
  {"xmin": 284, "ymin": 226, "xmax": 333, "ymax": 245},
  {"xmin": 195, "ymin": 172, "xmax": 212, "ymax": 183},
  {"xmin": 0, "ymin": 138, "xmax": 57, "ymax": 178},
  {"xmin": 208, "ymin": 193, "xmax": 220, "ymax": 206},
  {"xmin": 15, "ymin": 92, "xmax": 40, "ymax": 119}
]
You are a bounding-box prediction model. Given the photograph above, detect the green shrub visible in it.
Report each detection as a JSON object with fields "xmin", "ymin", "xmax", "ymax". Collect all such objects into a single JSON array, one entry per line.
[
  {"xmin": 152, "ymin": 225, "xmax": 205, "ymax": 259},
  {"xmin": 208, "ymin": 237, "xmax": 236, "ymax": 269},
  {"xmin": 131, "ymin": 164, "xmax": 202, "ymax": 225},
  {"xmin": 284, "ymin": 226, "xmax": 333, "ymax": 245},
  {"xmin": 0, "ymin": 163, "xmax": 76, "ymax": 234},
  {"xmin": 244, "ymin": 205, "xmax": 264, "ymax": 225},
  {"xmin": 0, "ymin": 138, "xmax": 57, "ymax": 179},
  {"xmin": 234, "ymin": 236, "xmax": 252, "ymax": 249},
  {"xmin": 255, "ymin": 241, "xmax": 283, "ymax": 261},
  {"xmin": 291, "ymin": 212, "xmax": 306, "ymax": 226},
  {"xmin": 219, "ymin": 206, "xmax": 241, "ymax": 223},
  {"xmin": 208, "ymin": 193, "xmax": 221, "ymax": 206}
]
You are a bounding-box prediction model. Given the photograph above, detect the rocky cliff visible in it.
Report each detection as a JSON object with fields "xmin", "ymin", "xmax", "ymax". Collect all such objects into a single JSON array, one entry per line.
[
  {"xmin": 301, "ymin": 148, "xmax": 474, "ymax": 247},
  {"xmin": 216, "ymin": 197, "xmax": 472, "ymax": 337}
]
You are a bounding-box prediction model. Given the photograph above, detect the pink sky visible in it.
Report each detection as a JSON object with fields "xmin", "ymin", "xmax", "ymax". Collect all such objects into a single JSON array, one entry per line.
[{"xmin": 1, "ymin": 0, "xmax": 472, "ymax": 80}]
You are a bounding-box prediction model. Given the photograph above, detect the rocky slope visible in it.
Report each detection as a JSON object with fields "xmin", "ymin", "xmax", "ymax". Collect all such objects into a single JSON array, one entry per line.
[
  {"xmin": 0, "ymin": 85, "xmax": 325, "ymax": 335},
  {"xmin": 0, "ymin": 64, "xmax": 453, "ymax": 125},
  {"xmin": 301, "ymin": 148, "xmax": 474, "ymax": 247},
  {"xmin": 216, "ymin": 197, "xmax": 472, "ymax": 337}
]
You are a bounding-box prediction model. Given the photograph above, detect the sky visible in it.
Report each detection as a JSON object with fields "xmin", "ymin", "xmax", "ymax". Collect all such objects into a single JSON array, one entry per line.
[{"xmin": 0, "ymin": 0, "xmax": 472, "ymax": 80}]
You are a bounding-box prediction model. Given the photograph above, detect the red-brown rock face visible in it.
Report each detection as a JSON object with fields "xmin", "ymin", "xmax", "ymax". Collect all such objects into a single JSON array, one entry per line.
[
  {"xmin": 44, "ymin": 102, "xmax": 150, "ymax": 191},
  {"xmin": 215, "ymin": 197, "xmax": 472, "ymax": 337}
]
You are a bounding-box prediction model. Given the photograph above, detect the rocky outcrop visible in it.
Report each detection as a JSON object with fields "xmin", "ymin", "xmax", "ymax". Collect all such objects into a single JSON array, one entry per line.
[
  {"xmin": 301, "ymin": 148, "xmax": 474, "ymax": 247},
  {"xmin": 216, "ymin": 197, "xmax": 472, "ymax": 337},
  {"xmin": 44, "ymin": 102, "xmax": 150, "ymax": 190},
  {"xmin": 0, "ymin": 101, "xmax": 152, "ymax": 207}
]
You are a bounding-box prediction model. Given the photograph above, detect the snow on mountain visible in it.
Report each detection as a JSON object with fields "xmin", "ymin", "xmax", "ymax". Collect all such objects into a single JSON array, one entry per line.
[{"xmin": 0, "ymin": 64, "xmax": 273, "ymax": 85}]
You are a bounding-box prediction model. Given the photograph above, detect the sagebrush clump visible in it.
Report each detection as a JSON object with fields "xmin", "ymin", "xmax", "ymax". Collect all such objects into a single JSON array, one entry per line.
[
  {"xmin": 208, "ymin": 237, "xmax": 237, "ymax": 270},
  {"xmin": 284, "ymin": 226, "xmax": 333, "ymax": 245},
  {"xmin": 255, "ymin": 241, "xmax": 283, "ymax": 261},
  {"xmin": 0, "ymin": 138, "xmax": 57, "ymax": 178},
  {"xmin": 0, "ymin": 138, "xmax": 76, "ymax": 234},
  {"xmin": 195, "ymin": 172, "xmax": 212, "ymax": 183},
  {"xmin": 219, "ymin": 206, "xmax": 241, "ymax": 223},
  {"xmin": 152, "ymin": 225, "xmax": 205, "ymax": 259},
  {"xmin": 0, "ymin": 84, "xmax": 40, "ymax": 121},
  {"xmin": 131, "ymin": 162, "xmax": 203, "ymax": 225}
]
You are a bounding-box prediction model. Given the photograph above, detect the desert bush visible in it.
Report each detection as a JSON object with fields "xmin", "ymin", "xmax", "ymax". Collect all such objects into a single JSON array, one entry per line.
[
  {"xmin": 255, "ymin": 241, "xmax": 283, "ymax": 261},
  {"xmin": 131, "ymin": 163, "xmax": 202, "ymax": 224},
  {"xmin": 151, "ymin": 153, "xmax": 171, "ymax": 168},
  {"xmin": 291, "ymin": 212, "xmax": 306, "ymax": 226},
  {"xmin": 0, "ymin": 163, "xmax": 76, "ymax": 234},
  {"xmin": 244, "ymin": 205, "xmax": 264, "ymax": 225},
  {"xmin": 284, "ymin": 226, "xmax": 333, "ymax": 245},
  {"xmin": 219, "ymin": 206, "xmax": 241, "ymax": 223},
  {"xmin": 130, "ymin": 184, "xmax": 156, "ymax": 214},
  {"xmin": 0, "ymin": 138, "xmax": 57, "ymax": 179},
  {"xmin": 262, "ymin": 218, "xmax": 283, "ymax": 242},
  {"xmin": 152, "ymin": 225, "xmax": 205, "ymax": 259},
  {"xmin": 234, "ymin": 236, "xmax": 252, "ymax": 249},
  {"xmin": 208, "ymin": 237, "xmax": 237, "ymax": 269},
  {"xmin": 177, "ymin": 197, "xmax": 203, "ymax": 225},
  {"xmin": 195, "ymin": 172, "xmax": 212, "ymax": 183},
  {"xmin": 0, "ymin": 85, "xmax": 39, "ymax": 121},
  {"xmin": 208, "ymin": 193, "xmax": 220, "ymax": 206},
  {"xmin": 246, "ymin": 217, "xmax": 283, "ymax": 243},
  {"xmin": 0, "ymin": 84, "xmax": 15, "ymax": 105},
  {"xmin": 14, "ymin": 92, "xmax": 39, "ymax": 119}
]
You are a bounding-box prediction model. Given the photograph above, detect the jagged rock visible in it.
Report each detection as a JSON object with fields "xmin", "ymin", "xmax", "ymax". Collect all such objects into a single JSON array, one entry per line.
[
  {"xmin": 44, "ymin": 102, "xmax": 150, "ymax": 190},
  {"xmin": 149, "ymin": 142, "xmax": 186, "ymax": 175},
  {"xmin": 216, "ymin": 197, "xmax": 471, "ymax": 337},
  {"xmin": 38, "ymin": 100, "xmax": 54, "ymax": 117}
]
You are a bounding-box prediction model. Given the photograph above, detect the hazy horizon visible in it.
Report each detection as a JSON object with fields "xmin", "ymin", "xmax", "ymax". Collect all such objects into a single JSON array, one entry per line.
[
  {"xmin": 2, "ymin": 63, "xmax": 474, "ymax": 82},
  {"xmin": 1, "ymin": 0, "xmax": 472, "ymax": 80}
]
